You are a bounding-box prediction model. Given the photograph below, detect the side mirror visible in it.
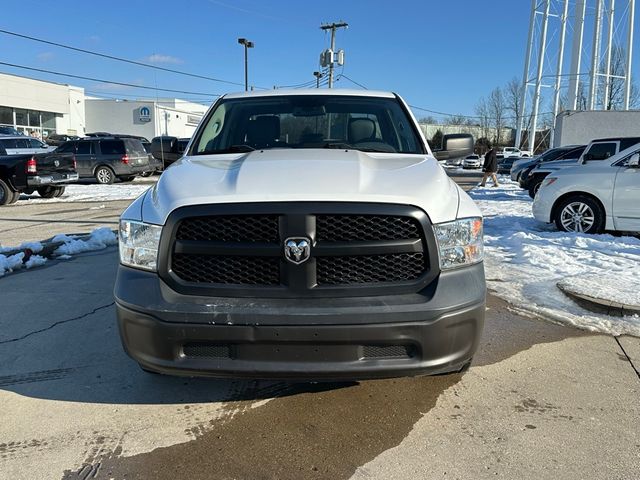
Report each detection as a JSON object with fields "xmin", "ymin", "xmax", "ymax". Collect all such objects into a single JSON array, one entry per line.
[
  {"xmin": 151, "ymin": 136, "xmax": 179, "ymax": 161},
  {"xmin": 432, "ymin": 133, "xmax": 474, "ymax": 162},
  {"xmin": 629, "ymin": 153, "xmax": 640, "ymax": 168}
]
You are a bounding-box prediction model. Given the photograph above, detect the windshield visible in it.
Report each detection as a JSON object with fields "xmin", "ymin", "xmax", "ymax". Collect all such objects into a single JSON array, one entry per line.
[{"xmin": 192, "ymin": 95, "xmax": 424, "ymax": 155}]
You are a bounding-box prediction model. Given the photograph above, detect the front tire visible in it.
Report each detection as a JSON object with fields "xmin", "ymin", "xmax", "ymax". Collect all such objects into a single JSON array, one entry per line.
[
  {"xmin": 95, "ymin": 166, "xmax": 115, "ymax": 184},
  {"xmin": 554, "ymin": 195, "xmax": 605, "ymax": 234}
]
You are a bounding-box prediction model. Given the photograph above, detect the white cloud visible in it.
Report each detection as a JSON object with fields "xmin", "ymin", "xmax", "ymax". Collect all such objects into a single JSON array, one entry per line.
[{"xmin": 143, "ymin": 54, "xmax": 183, "ymax": 65}]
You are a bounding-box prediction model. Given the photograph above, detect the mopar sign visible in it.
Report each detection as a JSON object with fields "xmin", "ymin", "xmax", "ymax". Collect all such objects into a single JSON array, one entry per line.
[{"xmin": 138, "ymin": 106, "xmax": 151, "ymax": 123}]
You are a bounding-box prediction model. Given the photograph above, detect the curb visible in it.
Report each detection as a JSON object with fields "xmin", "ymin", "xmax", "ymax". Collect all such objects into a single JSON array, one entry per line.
[{"xmin": 557, "ymin": 282, "xmax": 640, "ymax": 317}]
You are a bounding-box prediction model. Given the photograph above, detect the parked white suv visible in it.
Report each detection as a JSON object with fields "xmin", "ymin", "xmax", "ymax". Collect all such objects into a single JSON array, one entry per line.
[
  {"xmin": 533, "ymin": 143, "xmax": 640, "ymax": 233},
  {"xmin": 114, "ymin": 89, "xmax": 486, "ymax": 380}
]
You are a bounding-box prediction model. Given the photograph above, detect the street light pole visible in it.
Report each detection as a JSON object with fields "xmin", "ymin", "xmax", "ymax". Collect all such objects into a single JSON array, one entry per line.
[{"xmin": 237, "ymin": 38, "xmax": 254, "ymax": 91}]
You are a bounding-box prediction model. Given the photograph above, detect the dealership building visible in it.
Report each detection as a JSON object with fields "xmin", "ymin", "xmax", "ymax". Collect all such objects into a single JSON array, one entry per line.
[{"xmin": 0, "ymin": 72, "xmax": 209, "ymax": 140}]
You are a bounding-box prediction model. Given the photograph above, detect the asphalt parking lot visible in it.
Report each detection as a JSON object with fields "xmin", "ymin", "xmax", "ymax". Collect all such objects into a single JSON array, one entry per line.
[{"xmin": 1, "ymin": 170, "xmax": 638, "ymax": 479}]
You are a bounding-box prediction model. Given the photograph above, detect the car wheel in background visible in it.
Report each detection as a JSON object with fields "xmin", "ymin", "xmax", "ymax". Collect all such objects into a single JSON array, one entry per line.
[
  {"xmin": 554, "ymin": 195, "xmax": 605, "ymax": 234},
  {"xmin": 95, "ymin": 166, "xmax": 115, "ymax": 185},
  {"xmin": 0, "ymin": 179, "xmax": 15, "ymax": 206},
  {"xmin": 37, "ymin": 186, "xmax": 62, "ymax": 198},
  {"xmin": 8, "ymin": 189, "xmax": 20, "ymax": 204},
  {"xmin": 53, "ymin": 186, "xmax": 65, "ymax": 197},
  {"xmin": 528, "ymin": 180, "xmax": 543, "ymax": 199}
]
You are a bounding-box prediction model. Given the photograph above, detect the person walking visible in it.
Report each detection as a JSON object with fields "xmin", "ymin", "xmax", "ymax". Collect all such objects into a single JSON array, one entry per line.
[{"xmin": 480, "ymin": 146, "xmax": 499, "ymax": 187}]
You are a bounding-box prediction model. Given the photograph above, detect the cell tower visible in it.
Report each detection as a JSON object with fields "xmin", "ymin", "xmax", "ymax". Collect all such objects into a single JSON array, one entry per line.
[{"xmin": 515, "ymin": 0, "xmax": 636, "ymax": 152}]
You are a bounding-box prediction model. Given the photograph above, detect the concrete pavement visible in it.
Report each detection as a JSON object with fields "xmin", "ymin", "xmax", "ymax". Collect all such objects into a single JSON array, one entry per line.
[{"xmin": 0, "ymin": 248, "xmax": 638, "ymax": 480}]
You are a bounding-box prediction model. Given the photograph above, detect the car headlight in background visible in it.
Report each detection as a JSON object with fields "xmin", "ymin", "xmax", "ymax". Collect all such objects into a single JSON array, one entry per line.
[
  {"xmin": 433, "ymin": 217, "xmax": 484, "ymax": 270},
  {"xmin": 119, "ymin": 220, "xmax": 162, "ymax": 271}
]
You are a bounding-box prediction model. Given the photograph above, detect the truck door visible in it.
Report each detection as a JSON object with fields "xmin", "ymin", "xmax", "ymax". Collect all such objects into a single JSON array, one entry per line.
[{"xmin": 613, "ymin": 153, "xmax": 640, "ymax": 231}]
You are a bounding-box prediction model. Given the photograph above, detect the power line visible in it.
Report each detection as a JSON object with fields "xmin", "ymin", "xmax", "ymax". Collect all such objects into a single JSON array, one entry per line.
[
  {"xmin": 335, "ymin": 73, "xmax": 368, "ymax": 89},
  {"xmin": 0, "ymin": 28, "xmax": 248, "ymax": 88},
  {"xmin": 0, "ymin": 61, "xmax": 220, "ymax": 97}
]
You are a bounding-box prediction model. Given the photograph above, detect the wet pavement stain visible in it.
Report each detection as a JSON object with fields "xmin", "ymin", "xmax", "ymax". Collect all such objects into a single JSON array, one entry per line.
[
  {"xmin": 82, "ymin": 375, "xmax": 461, "ymax": 480},
  {"xmin": 61, "ymin": 295, "xmax": 588, "ymax": 480}
]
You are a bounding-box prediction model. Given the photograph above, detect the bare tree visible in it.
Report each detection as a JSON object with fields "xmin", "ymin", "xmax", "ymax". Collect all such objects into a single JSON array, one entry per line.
[
  {"xmin": 418, "ymin": 115, "xmax": 438, "ymax": 124},
  {"xmin": 474, "ymin": 97, "xmax": 491, "ymax": 141},
  {"xmin": 445, "ymin": 114, "xmax": 467, "ymax": 126},
  {"xmin": 504, "ymin": 77, "xmax": 523, "ymax": 129},
  {"xmin": 487, "ymin": 87, "xmax": 505, "ymax": 146},
  {"xmin": 598, "ymin": 45, "xmax": 640, "ymax": 110}
]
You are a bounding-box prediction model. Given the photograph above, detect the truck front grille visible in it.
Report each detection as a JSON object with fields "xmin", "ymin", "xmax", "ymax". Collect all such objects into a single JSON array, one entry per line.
[
  {"xmin": 172, "ymin": 254, "xmax": 280, "ymax": 285},
  {"xmin": 163, "ymin": 203, "xmax": 435, "ymax": 297},
  {"xmin": 316, "ymin": 253, "xmax": 425, "ymax": 285}
]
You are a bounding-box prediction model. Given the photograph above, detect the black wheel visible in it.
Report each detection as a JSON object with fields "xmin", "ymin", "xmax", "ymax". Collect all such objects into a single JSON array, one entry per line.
[
  {"xmin": 528, "ymin": 180, "xmax": 543, "ymax": 199},
  {"xmin": 0, "ymin": 178, "xmax": 14, "ymax": 206},
  {"xmin": 140, "ymin": 171, "xmax": 153, "ymax": 177},
  {"xmin": 119, "ymin": 175, "xmax": 136, "ymax": 182},
  {"xmin": 458, "ymin": 359, "xmax": 473, "ymax": 373},
  {"xmin": 54, "ymin": 186, "xmax": 66, "ymax": 197},
  {"xmin": 37, "ymin": 186, "xmax": 58, "ymax": 198},
  {"xmin": 554, "ymin": 195, "xmax": 605, "ymax": 234},
  {"xmin": 95, "ymin": 166, "xmax": 115, "ymax": 184},
  {"xmin": 8, "ymin": 189, "xmax": 20, "ymax": 204}
]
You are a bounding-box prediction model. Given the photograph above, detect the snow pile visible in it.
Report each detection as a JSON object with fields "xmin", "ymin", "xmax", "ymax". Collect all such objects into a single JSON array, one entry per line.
[
  {"xmin": 0, "ymin": 228, "xmax": 118, "ymax": 277},
  {"xmin": 470, "ymin": 179, "xmax": 640, "ymax": 337},
  {"xmin": 53, "ymin": 228, "xmax": 118, "ymax": 255},
  {"xmin": 557, "ymin": 273, "xmax": 640, "ymax": 309}
]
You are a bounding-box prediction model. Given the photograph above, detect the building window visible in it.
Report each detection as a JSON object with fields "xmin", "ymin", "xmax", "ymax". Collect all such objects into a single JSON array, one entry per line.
[
  {"xmin": 15, "ymin": 108, "xmax": 28, "ymax": 126},
  {"xmin": 28, "ymin": 110, "xmax": 40, "ymax": 127},
  {"xmin": 0, "ymin": 106, "xmax": 12, "ymax": 125}
]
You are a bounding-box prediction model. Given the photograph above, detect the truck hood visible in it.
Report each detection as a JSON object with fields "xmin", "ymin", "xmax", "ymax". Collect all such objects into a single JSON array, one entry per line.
[
  {"xmin": 139, "ymin": 149, "xmax": 464, "ymax": 225},
  {"xmin": 534, "ymin": 158, "xmax": 579, "ymax": 172}
]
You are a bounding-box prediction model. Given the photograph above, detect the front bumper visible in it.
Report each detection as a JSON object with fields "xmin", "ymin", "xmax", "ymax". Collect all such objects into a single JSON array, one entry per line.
[
  {"xmin": 114, "ymin": 262, "xmax": 486, "ymax": 380},
  {"xmin": 27, "ymin": 172, "xmax": 79, "ymax": 186},
  {"xmin": 532, "ymin": 192, "xmax": 554, "ymax": 223}
]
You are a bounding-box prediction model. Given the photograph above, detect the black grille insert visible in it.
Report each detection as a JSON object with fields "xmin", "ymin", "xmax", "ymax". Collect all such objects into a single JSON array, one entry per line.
[
  {"xmin": 176, "ymin": 215, "xmax": 279, "ymax": 243},
  {"xmin": 362, "ymin": 345, "xmax": 413, "ymax": 359},
  {"xmin": 316, "ymin": 215, "xmax": 421, "ymax": 241},
  {"xmin": 183, "ymin": 343, "xmax": 233, "ymax": 359},
  {"xmin": 316, "ymin": 253, "xmax": 425, "ymax": 285},
  {"xmin": 172, "ymin": 254, "xmax": 280, "ymax": 285}
]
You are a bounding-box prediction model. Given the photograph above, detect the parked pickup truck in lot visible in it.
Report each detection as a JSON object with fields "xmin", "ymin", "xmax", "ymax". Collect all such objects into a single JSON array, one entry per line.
[
  {"xmin": 114, "ymin": 89, "xmax": 486, "ymax": 380},
  {"xmin": 0, "ymin": 146, "xmax": 78, "ymax": 205},
  {"xmin": 497, "ymin": 147, "xmax": 531, "ymax": 159}
]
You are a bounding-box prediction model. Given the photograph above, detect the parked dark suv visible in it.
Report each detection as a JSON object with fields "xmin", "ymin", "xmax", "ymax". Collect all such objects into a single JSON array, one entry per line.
[{"xmin": 56, "ymin": 137, "xmax": 150, "ymax": 184}]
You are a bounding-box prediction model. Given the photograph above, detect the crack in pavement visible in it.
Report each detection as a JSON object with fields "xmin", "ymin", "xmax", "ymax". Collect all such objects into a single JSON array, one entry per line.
[
  {"xmin": 615, "ymin": 336, "xmax": 640, "ymax": 381},
  {"xmin": 0, "ymin": 302, "xmax": 115, "ymax": 345}
]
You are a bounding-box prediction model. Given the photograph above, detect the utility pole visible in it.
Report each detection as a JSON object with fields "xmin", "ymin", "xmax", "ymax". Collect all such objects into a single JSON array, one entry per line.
[
  {"xmin": 313, "ymin": 71, "xmax": 324, "ymax": 88},
  {"xmin": 237, "ymin": 38, "xmax": 254, "ymax": 92},
  {"xmin": 320, "ymin": 22, "xmax": 348, "ymax": 88}
]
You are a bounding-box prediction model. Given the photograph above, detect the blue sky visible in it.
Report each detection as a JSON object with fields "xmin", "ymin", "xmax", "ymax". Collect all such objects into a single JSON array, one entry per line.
[{"xmin": 2, "ymin": 0, "xmax": 638, "ymax": 121}]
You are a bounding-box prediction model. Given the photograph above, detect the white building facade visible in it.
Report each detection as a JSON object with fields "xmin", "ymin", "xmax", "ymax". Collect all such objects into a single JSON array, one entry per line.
[
  {"xmin": 0, "ymin": 72, "xmax": 85, "ymax": 137},
  {"xmin": 85, "ymin": 98, "xmax": 209, "ymax": 140}
]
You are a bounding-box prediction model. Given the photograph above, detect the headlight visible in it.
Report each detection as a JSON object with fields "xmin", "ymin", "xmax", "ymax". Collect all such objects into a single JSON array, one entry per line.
[
  {"xmin": 433, "ymin": 217, "xmax": 483, "ymax": 270},
  {"xmin": 119, "ymin": 220, "xmax": 162, "ymax": 271}
]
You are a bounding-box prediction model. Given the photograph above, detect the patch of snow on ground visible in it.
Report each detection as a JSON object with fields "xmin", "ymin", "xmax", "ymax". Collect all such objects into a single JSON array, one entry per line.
[
  {"xmin": 470, "ymin": 178, "xmax": 640, "ymax": 337},
  {"xmin": 0, "ymin": 228, "xmax": 118, "ymax": 278},
  {"xmin": 54, "ymin": 228, "xmax": 117, "ymax": 255},
  {"xmin": 0, "ymin": 253, "xmax": 25, "ymax": 277},
  {"xmin": 16, "ymin": 180, "xmax": 152, "ymax": 204}
]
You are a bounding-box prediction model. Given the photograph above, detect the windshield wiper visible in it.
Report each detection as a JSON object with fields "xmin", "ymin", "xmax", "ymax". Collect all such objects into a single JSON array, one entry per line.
[
  {"xmin": 214, "ymin": 144, "xmax": 256, "ymax": 154},
  {"xmin": 323, "ymin": 142, "xmax": 355, "ymax": 149}
]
